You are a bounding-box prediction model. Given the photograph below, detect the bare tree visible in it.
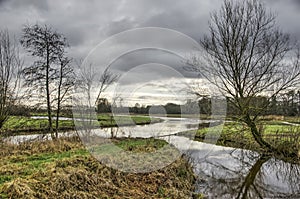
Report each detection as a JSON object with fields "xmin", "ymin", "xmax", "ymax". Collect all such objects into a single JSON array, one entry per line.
[
  {"xmin": 95, "ymin": 66, "xmax": 119, "ymax": 109},
  {"xmin": 188, "ymin": 0, "xmax": 300, "ymax": 152},
  {"xmin": 75, "ymin": 60, "xmax": 119, "ymax": 139},
  {"xmin": 53, "ymin": 56, "xmax": 75, "ymax": 137},
  {"xmin": 75, "ymin": 61, "xmax": 96, "ymax": 110},
  {"xmin": 0, "ymin": 30, "xmax": 23, "ymax": 130},
  {"xmin": 76, "ymin": 60, "xmax": 118, "ymax": 111},
  {"xmin": 20, "ymin": 24, "xmax": 68, "ymax": 136}
]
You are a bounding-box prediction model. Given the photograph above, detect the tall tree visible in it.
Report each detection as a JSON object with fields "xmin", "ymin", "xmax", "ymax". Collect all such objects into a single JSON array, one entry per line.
[
  {"xmin": 20, "ymin": 24, "xmax": 68, "ymax": 135},
  {"xmin": 0, "ymin": 30, "xmax": 22, "ymax": 130},
  {"xmin": 189, "ymin": 0, "xmax": 300, "ymax": 152}
]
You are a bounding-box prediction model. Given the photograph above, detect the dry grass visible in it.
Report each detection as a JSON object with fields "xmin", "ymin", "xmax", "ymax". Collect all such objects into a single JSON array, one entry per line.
[{"xmin": 0, "ymin": 137, "xmax": 196, "ymax": 199}]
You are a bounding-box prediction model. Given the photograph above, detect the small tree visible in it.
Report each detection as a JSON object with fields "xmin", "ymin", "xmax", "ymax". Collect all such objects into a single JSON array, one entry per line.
[
  {"xmin": 0, "ymin": 30, "xmax": 22, "ymax": 130},
  {"xmin": 54, "ymin": 56, "xmax": 75, "ymax": 137},
  {"xmin": 76, "ymin": 61, "xmax": 118, "ymax": 111},
  {"xmin": 95, "ymin": 67, "xmax": 119, "ymax": 109},
  {"xmin": 75, "ymin": 61, "xmax": 119, "ymax": 138},
  {"xmin": 21, "ymin": 24, "xmax": 68, "ymax": 136},
  {"xmin": 189, "ymin": 0, "xmax": 300, "ymax": 152}
]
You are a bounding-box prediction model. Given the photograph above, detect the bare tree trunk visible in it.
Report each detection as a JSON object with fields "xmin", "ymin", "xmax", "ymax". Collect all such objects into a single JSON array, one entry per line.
[
  {"xmin": 55, "ymin": 59, "xmax": 63, "ymax": 139},
  {"xmin": 55, "ymin": 93, "xmax": 61, "ymax": 139},
  {"xmin": 237, "ymin": 154, "xmax": 270, "ymax": 199},
  {"xmin": 244, "ymin": 115, "xmax": 274, "ymax": 151},
  {"xmin": 55, "ymin": 102, "xmax": 60, "ymax": 139},
  {"xmin": 46, "ymin": 44, "xmax": 53, "ymax": 136}
]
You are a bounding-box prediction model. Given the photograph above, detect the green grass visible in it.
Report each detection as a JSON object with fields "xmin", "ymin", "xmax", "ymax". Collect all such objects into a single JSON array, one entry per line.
[
  {"xmin": 1, "ymin": 114, "xmax": 161, "ymax": 135},
  {"xmin": 195, "ymin": 120, "xmax": 299, "ymax": 138},
  {"xmin": 96, "ymin": 114, "xmax": 160, "ymax": 127},
  {"xmin": 2, "ymin": 116, "xmax": 74, "ymax": 133},
  {"xmin": 284, "ymin": 116, "xmax": 300, "ymax": 124},
  {"xmin": 263, "ymin": 124, "xmax": 294, "ymax": 134}
]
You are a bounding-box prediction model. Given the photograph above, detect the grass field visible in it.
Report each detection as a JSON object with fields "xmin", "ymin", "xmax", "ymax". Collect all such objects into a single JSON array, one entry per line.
[{"xmin": 0, "ymin": 137, "xmax": 196, "ymax": 199}]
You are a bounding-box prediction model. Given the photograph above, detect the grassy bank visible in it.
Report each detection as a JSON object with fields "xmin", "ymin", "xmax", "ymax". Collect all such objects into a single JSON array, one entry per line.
[
  {"xmin": 1, "ymin": 115, "xmax": 162, "ymax": 136},
  {"xmin": 0, "ymin": 137, "xmax": 196, "ymax": 199},
  {"xmin": 180, "ymin": 119, "xmax": 300, "ymax": 161}
]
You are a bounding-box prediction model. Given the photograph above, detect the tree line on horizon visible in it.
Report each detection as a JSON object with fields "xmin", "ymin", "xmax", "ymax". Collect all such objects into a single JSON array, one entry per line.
[{"xmin": 96, "ymin": 89, "xmax": 300, "ymax": 117}]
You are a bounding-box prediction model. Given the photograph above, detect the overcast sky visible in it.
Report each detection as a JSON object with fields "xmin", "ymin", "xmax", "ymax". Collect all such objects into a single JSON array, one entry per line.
[
  {"xmin": 1, "ymin": 0, "xmax": 299, "ymax": 105},
  {"xmin": 1, "ymin": 0, "xmax": 299, "ymax": 60}
]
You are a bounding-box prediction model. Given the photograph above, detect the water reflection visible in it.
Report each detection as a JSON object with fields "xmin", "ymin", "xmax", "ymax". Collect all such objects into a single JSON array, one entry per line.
[{"xmin": 192, "ymin": 147, "xmax": 300, "ymax": 198}]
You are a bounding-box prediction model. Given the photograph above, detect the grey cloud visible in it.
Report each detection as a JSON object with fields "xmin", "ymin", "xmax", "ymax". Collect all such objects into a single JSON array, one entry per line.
[
  {"xmin": 0, "ymin": 0, "xmax": 299, "ymax": 85},
  {"xmin": 103, "ymin": 17, "xmax": 137, "ymax": 36},
  {"xmin": 0, "ymin": 0, "xmax": 48, "ymax": 11},
  {"xmin": 109, "ymin": 48, "xmax": 198, "ymax": 81},
  {"xmin": 0, "ymin": 0, "xmax": 7, "ymax": 6}
]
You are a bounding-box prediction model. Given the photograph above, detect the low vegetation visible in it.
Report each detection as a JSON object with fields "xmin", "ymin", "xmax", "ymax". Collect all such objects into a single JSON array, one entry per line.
[{"xmin": 0, "ymin": 137, "xmax": 196, "ymax": 199}]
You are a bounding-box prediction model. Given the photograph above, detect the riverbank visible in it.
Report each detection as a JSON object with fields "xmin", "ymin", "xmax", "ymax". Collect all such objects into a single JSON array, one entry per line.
[
  {"xmin": 1, "ymin": 115, "xmax": 162, "ymax": 136},
  {"xmin": 0, "ymin": 137, "xmax": 197, "ymax": 199},
  {"xmin": 189, "ymin": 119, "xmax": 300, "ymax": 162}
]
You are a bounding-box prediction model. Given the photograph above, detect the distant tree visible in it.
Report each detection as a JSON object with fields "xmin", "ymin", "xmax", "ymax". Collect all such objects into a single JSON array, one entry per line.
[
  {"xmin": 165, "ymin": 103, "xmax": 181, "ymax": 114},
  {"xmin": 21, "ymin": 24, "xmax": 68, "ymax": 137},
  {"xmin": 188, "ymin": 0, "xmax": 300, "ymax": 152},
  {"xmin": 198, "ymin": 96, "xmax": 211, "ymax": 115},
  {"xmin": 0, "ymin": 30, "xmax": 23, "ymax": 129},
  {"xmin": 96, "ymin": 98, "xmax": 111, "ymax": 113}
]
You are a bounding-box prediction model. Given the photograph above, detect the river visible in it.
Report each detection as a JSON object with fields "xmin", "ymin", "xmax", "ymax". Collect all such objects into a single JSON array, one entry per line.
[{"xmin": 4, "ymin": 116, "xmax": 300, "ymax": 198}]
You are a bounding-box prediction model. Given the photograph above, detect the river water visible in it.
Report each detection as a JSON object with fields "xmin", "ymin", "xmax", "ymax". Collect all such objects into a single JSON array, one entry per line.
[{"xmin": 4, "ymin": 117, "xmax": 300, "ymax": 198}]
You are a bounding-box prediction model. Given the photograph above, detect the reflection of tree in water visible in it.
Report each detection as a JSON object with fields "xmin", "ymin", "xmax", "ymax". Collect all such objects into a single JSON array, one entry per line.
[
  {"xmin": 236, "ymin": 154, "xmax": 269, "ymax": 199},
  {"xmin": 195, "ymin": 149, "xmax": 300, "ymax": 198}
]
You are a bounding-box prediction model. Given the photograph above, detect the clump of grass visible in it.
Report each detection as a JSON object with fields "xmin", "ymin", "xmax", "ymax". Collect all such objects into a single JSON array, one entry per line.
[
  {"xmin": 1, "ymin": 178, "xmax": 36, "ymax": 199},
  {"xmin": 113, "ymin": 137, "xmax": 166, "ymax": 152},
  {"xmin": 0, "ymin": 137, "xmax": 196, "ymax": 199},
  {"xmin": 0, "ymin": 136, "xmax": 83, "ymax": 156}
]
